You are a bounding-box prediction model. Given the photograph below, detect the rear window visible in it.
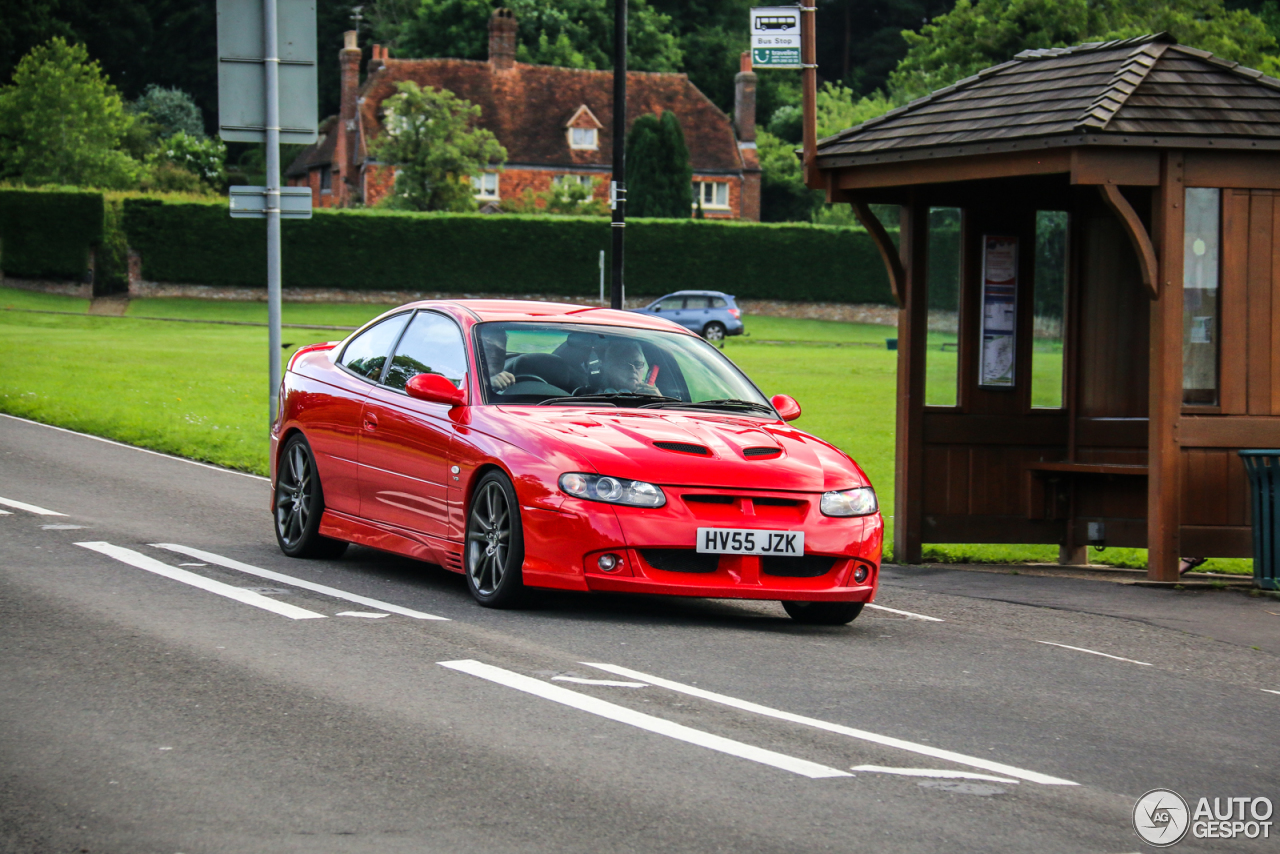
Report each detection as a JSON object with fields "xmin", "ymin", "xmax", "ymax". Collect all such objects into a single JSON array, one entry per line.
[{"xmin": 710, "ymin": 297, "xmax": 728, "ymax": 308}]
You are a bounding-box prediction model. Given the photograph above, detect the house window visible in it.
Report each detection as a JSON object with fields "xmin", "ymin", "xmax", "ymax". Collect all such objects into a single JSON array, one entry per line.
[
  {"xmin": 693, "ymin": 181, "xmax": 729, "ymax": 210},
  {"xmin": 319, "ymin": 165, "xmax": 332, "ymax": 192},
  {"xmin": 471, "ymin": 172, "xmax": 499, "ymax": 200},
  {"xmin": 569, "ymin": 127, "xmax": 598, "ymax": 150},
  {"xmin": 555, "ymin": 174, "xmax": 595, "ymax": 189}
]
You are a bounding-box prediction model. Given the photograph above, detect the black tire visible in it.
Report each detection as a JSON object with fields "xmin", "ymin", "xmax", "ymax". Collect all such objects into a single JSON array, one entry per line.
[
  {"xmin": 465, "ymin": 471, "xmax": 526, "ymax": 608},
  {"xmin": 781, "ymin": 600, "xmax": 864, "ymax": 625},
  {"xmin": 274, "ymin": 435, "xmax": 348, "ymax": 559},
  {"xmin": 703, "ymin": 321, "xmax": 727, "ymax": 342}
]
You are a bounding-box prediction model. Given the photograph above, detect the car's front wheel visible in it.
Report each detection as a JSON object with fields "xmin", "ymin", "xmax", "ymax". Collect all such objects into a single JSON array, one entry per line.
[
  {"xmin": 781, "ymin": 600, "xmax": 864, "ymax": 625},
  {"xmin": 274, "ymin": 434, "xmax": 348, "ymax": 559},
  {"xmin": 703, "ymin": 321, "xmax": 727, "ymax": 342},
  {"xmin": 465, "ymin": 471, "xmax": 526, "ymax": 608}
]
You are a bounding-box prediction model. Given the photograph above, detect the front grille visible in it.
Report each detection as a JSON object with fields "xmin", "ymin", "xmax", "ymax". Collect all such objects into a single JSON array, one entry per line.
[
  {"xmin": 654, "ymin": 441, "xmax": 710, "ymax": 455},
  {"xmin": 684, "ymin": 494, "xmax": 734, "ymax": 505},
  {"xmin": 640, "ymin": 549, "xmax": 720, "ymax": 573},
  {"xmin": 743, "ymin": 447, "xmax": 781, "ymax": 458},
  {"xmin": 761, "ymin": 555, "xmax": 837, "ymax": 577}
]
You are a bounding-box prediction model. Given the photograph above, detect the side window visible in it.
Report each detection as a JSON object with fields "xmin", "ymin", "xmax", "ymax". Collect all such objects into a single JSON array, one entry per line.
[
  {"xmin": 710, "ymin": 296, "xmax": 727, "ymax": 308},
  {"xmin": 685, "ymin": 296, "xmax": 711, "ymax": 309},
  {"xmin": 658, "ymin": 297, "xmax": 684, "ymax": 311},
  {"xmin": 339, "ymin": 313, "xmax": 410, "ymax": 381},
  {"xmin": 383, "ymin": 311, "xmax": 468, "ymax": 391}
]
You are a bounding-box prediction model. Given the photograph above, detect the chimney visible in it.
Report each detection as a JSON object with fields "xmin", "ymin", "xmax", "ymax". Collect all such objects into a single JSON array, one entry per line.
[
  {"xmin": 337, "ymin": 30, "xmax": 362, "ymax": 204},
  {"xmin": 734, "ymin": 51, "xmax": 757, "ymax": 142},
  {"xmin": 489, "ymin": 8, "xmax": 517, "ymax": 70}
]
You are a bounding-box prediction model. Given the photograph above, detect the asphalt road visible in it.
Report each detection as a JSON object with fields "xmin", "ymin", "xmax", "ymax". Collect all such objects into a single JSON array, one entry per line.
[{"xmin": 1, "ymin": 413, "xmax": 1277, "ymax": 854}]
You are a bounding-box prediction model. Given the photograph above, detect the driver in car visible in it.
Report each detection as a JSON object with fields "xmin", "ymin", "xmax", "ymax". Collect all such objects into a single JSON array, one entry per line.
[
  {"xmin": 479, "ymin": 327, "xmax": 517, "ymax": 391},
  {"xmin": 595, "ymin": 340, "xmax": 661, "ymax": 395}
]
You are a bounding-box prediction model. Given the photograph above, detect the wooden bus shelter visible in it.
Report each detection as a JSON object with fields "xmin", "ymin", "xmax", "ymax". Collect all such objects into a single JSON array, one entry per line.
[{"xmin": 810, "ymin": 34, "xmax": 1280, "ymax": 580}]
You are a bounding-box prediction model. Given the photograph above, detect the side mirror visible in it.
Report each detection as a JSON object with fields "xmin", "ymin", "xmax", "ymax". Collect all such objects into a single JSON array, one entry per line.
[
  {"xmin": 651, "ymin": 304, "xmax": 661, "ymax": 312},
  {"xmin": 771, "ymin": 394, "xmax": 801, "ymax": 422},
  {"xmin": 406, "ymin": 373, "xmax": 466, "ymax": 407}
]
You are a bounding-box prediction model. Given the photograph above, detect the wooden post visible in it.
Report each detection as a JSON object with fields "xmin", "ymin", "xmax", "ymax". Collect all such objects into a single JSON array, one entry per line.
[
  {"xmin": 1148, "ymin": 153, "xmax": 1184, "ymax": 581},
  {"xmin": 894, "ymin": 200, "xmax": 929, "ymax": 564},
  {"xmin": 800, "ymin": 0, "xmax": 819, "ymax": 190}
]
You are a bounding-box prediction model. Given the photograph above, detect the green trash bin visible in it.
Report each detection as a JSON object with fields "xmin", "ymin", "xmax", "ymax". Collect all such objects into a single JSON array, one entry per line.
[{"xmin": 1240, "ymin": 450, "xmax": 1280, "ymax": 590}]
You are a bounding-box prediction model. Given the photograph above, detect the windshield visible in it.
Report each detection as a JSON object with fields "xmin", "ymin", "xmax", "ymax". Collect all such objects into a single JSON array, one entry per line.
[{"xmin": 474, "ymin": 322, "xmax": 772, "ymax": 413}]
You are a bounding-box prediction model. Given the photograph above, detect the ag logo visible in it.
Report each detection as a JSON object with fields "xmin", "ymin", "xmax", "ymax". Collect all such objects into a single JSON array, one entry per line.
[{"xmin": 1134, "ymin": 789, "xmax": 1191, "ymax": 846}]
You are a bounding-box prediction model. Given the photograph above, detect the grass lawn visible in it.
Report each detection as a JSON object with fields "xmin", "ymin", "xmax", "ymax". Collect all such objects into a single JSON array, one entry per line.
[{"xmin": 0, "ymin": 287, "xmax": 1252, "ymax": 574}]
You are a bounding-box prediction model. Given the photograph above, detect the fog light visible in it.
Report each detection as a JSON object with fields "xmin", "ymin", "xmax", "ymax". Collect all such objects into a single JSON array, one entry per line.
[
  {"xmin": 597, "ymin": 553, "xmax": 620, "ymax": 572},
  {"xmin": 853, "ymin": 565, "xmax": 869, "ymax": 583}
]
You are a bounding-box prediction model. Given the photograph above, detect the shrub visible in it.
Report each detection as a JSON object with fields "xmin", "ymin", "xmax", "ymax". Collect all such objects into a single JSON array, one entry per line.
[{"xmin": 0, "ymin": 187, "xmax": 104, "ymax": 280}]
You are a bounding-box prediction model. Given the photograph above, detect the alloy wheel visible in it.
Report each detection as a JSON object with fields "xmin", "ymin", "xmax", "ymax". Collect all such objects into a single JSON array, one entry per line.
[
  {"xmin": 275, "ymin": 442, "xmax": 312, "ymax": 548},
  {"xmin": 467, "ymin": 480, "xmax": 512, "ymax": 597}
]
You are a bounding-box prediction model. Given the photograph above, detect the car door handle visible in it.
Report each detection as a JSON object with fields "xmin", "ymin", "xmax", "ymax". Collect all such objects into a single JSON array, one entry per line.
[{"xmin": 363, "ymin": 413, "xmax": 378, "ymax": 431}]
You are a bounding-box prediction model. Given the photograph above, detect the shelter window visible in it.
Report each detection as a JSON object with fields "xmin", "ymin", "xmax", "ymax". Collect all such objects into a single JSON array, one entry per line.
[
  {"xmin": 1031, "ymin": 211, "xmax": 1068, "ymax": 408},
  {"xmin": 1182, "ymin": 188, "xmax": 1221, "ymax": 406},
  {"xmin": 925, "ymin": 207, "xmax": 962, "ymax": 406},
  {"xmin": 471, "ymin": 172, "xmax": 499, "ymax": 200},
  {"xmin": 694, "ymin": 181, "xmax": 729, "ymax": 210}
]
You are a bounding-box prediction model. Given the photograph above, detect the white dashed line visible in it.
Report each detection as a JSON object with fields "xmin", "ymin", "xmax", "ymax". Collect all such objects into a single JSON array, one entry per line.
[
  {"xmin": 852, "ymin": 765, "xmax": 1019, "ymax": 783},
  {"xmin": 1035, "ymin": 641, "xmax": 1152, "ymax": 666},
  {"xmin": 1263, "ymin": 689, "xmax": 1280, "ymax": 696},
  {"xmin": 337, "ymin": 611, "xmax": 390, "ymax": 618},
  {"xmin": 552, "ymin": 676, "xmax": 648, "ymax": 687},
  {"xmin": 440, "ymin": 660, "xmax": 851, "ymax": 779},
  {"xmin": 0, "ymin": 509, "xmax": 11, "ymax": 515},
  {"xmin": 151, "ymin": 543, "xmax": 449, "ymax": 621},
  {"xmin": 864, "ymin": 603, "xmax": 944, "ymax": 621},
  {"xmin": 583, "ymin": 662, "xmax": 1077, "ymax": 786},
  {"xmin": 0, "ymin": 496, "xmax": 67, "ymax": 516},
  {"xmin": 76, "ymin": 542, "xmax": 327, "ymax": 620}
]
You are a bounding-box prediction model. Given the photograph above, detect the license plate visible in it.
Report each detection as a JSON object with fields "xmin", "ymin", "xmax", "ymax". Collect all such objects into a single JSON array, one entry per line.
[{"xmin": 696, "ymin": 528, "xmax": 804, "ymax": 556}]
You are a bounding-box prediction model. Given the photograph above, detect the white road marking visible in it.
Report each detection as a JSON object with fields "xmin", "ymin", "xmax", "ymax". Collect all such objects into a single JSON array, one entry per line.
[
  {"xmin": 178, "ymin": 563, "xmax": 208, "ymax": 567},
  {"xmin": 865, "ymin": 603, "xmax": 944, "ymax": 621},
  {"xmin": 852, "ymin": 765, "xmax": 1019, "ymax": 783},
  {"xmin": 0, "ymin": 413, "xmax": 269, "ymax": 481},
  {"xmin": 76, "ymin": 542, "xmax": 327, "ymax": 621},
  {"xmin": 1263, "ymin": 689, "xmax": 1280, "ymax": 696},
  {"xmin": 337, "ymin": 611, "xmax": 389, "ymax": 618},
  {"xmin": 552, "ymin": 676, "xmax": 648, "ymax": 687},
  {"xmin": 440, "ymin": 660, "xmax": 851, "ymax": 779},
  {"xmin": 151, "ymin": 544, "xmax": 449, "ymax": 621},
  {"xmin": 583, "ymin": 663, "xmax": 1078, "ymax": 786},
  {"xmin": 0, "ymin": 496, "xmax": 67, "ymax": 516},
  {"xmin": 0, "ymin": 509, "xmax": 11, "ymax": 515},
  {"xmin": 41, "ymin": 524, "xmax": 85, "ymax": 530},
  {"xmin": 1035, "ymin": 641, "xmax": 1152, "ymax": 666}
]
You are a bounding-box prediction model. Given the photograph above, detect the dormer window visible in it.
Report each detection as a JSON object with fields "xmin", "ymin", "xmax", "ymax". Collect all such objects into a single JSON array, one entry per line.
[
  {"xmin": 569, "ymin": 127, "xmax": 598, "ymax": 149},
  {"xmin": 564, "ymin": 105, "xmax": 603, "ymax": 151}
]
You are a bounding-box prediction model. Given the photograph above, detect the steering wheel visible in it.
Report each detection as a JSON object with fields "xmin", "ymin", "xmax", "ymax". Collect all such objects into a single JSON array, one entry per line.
[{"xmin": 512, "ymin": 374, "xmax": 547, "ymax": 383}]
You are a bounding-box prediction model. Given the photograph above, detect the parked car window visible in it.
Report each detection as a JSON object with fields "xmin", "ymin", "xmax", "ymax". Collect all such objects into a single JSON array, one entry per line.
[
  {"xmin": 710, "ymin": 296, "xmax": 728, "ymax": 308},
  {"xmin": 383, "ymin": 311, "xmax": 468, "ymax": 391},
  {"xmin": 657, "ymin": 297, "xmax": 684, "ymax": 311},
  {"xmin": 339, "ymin": 313, "xmax": 410, "ymax": 381},
  {"xmin": 685, "ymin": 296, "xmax": 711, "ymax": 309}
]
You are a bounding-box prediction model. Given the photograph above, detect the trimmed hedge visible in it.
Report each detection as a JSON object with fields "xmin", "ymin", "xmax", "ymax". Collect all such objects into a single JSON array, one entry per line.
[
  {"xmin": 123, "ymin": 199, "xmax": 896, "ymax": 304},
  {"xmin": 0, "ymin": 188, "xmax": 104, "ymax": 280}
]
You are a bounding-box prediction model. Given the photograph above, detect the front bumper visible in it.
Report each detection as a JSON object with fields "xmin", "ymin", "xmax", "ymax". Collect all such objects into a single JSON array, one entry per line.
[{"xmin": 520, "ymin": 484, "xmax": 882, "ymax": 601}]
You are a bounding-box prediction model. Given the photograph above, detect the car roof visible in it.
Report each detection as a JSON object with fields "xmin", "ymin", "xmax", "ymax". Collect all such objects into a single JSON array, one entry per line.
[
  {"xmin": 393, "ymin": 299, "xmax": 696, "ymax": 333},
  {"xmin": 660, "ymin": 290, "xmax": 734, "ymax": 298}
]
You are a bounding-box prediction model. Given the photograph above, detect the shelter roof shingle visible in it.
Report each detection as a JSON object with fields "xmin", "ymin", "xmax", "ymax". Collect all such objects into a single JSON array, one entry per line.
[{"xmin": 817, "ymin": 34, "xmax": 1280, "ymax": 166}]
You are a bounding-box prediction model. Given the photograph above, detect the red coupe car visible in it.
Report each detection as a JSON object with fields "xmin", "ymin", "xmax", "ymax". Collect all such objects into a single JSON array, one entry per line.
[{"xmin": 270, "ymin": 300, "xmax": 883, "ymax": 624}]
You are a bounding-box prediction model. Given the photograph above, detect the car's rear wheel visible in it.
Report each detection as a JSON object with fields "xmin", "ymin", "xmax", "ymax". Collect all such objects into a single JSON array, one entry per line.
[
  {"xmin": 274, "ymin": 434, "xmax": 348, "ymax": 559},
  {"xmin": 781, "ymin": 600, "xmax": 864, "ymax": 625},
  {"xmin": 703, "ymin": 321, "xmax": 727, "ymax": 342},
  {"xmin": 465, "ymin": 471, "xmax": 526, "ymax": 608}
]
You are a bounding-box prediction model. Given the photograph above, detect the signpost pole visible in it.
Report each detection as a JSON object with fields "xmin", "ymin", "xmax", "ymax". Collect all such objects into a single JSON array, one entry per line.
[
  {"xmin": 800, "ymin": 0, "xmax": 819, "ymax": 189},
  {"xmin": 264, "ymin": 0, "xmax": 283, "ymax": 424},
  {"xmin": 609, "ymin": 0, "xmax": 626, "ymax": 311}
]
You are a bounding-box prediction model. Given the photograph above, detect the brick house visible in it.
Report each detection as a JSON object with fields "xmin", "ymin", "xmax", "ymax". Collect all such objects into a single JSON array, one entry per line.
[{"xmin": 286, "ymin": 10, "xmax": 760, "ymax": 219}]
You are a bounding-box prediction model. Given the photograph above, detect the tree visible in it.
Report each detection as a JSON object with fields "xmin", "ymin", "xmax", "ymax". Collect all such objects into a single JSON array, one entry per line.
[
  {"xmin": 368, "ymin": 80, "xmax": 506, "ymax": 211},
  {"xmin": 134, "ymin": 84, "xmax": 205, "ymax": 138},
  {"xmin": 625, "ymin": 111, "xmax": 693, "ymax": 218},
  {"xmin": 0, "ymin": 38, "xmax": 139, "ymax": 188},
  {"xmin": 889, "ymin": 0, "xmax": 1280, "ymax": 102},
  {"xmin": 392, "ymin": 0, "xmax": 682, "ymax": 72},
  {"xmin": 502, "ymin": 177, "xmax": 609, "ymax": 216}
]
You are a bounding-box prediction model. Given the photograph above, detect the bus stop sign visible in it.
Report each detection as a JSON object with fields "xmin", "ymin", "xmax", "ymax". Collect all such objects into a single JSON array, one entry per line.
[{"xmin": 750, "ymin": 7, "xmax": 802, "ymax": 68}]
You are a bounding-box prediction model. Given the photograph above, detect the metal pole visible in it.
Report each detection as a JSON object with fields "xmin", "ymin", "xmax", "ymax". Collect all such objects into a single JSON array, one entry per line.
[
  {"xmin": 599, "ymin": 249, "xmax": 605, "ymax": 304},
  {"xmin": 609, "ymin": 0, "xmax": 626, "ymax": 310},
  {"xmin": 264, "ymin": 0, "xmax": 283, "ymax": 424}
]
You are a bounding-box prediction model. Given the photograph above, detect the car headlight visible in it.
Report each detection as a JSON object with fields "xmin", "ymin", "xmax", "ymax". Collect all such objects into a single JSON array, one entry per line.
[
  {"xmin": 820, "ymin": 487, "xmax": 878, "ymax": 517},
  {"xmin": 559, "ymin": 473, "xmax": 666, "ymax": 508}
]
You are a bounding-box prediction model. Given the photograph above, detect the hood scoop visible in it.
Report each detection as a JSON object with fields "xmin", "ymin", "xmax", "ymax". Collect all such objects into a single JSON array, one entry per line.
[
  {"xmin": 654, "ymin": 441, "xmax": 711, "ymax": 456},
  {"xmin": 743, "ymin": 447, "xmax": 782, "ymax": 458}
]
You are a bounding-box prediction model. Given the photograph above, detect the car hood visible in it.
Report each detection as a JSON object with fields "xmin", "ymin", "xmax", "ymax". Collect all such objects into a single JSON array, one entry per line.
[{"xmin": 488, "ymin": 407, "xmax": 869, "ymax": 492}]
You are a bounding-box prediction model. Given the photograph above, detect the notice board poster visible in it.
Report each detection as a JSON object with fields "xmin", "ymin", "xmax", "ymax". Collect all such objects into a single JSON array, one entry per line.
[{"xmin": 979, "ymin": 235, "xmax": 1018, "ymax": 388}]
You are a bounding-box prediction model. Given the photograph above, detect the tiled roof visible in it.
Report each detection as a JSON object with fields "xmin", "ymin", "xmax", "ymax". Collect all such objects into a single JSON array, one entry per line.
[
  {"xmin": 285, "ymin": 115, "xmax": 339, "ymax": 177},
  {"xmin": 356, "ymin": 59, "xmax": 743, "ymax": 173},
  {"xmin": 817, "ymin": 34, "xmax": 1280, "ymax": 165}
]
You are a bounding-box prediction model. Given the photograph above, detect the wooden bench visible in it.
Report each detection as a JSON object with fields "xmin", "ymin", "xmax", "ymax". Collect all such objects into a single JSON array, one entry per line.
[{"xmin": 1025, "ymin": 461, "xmax": 1148, "ymax": 520}]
